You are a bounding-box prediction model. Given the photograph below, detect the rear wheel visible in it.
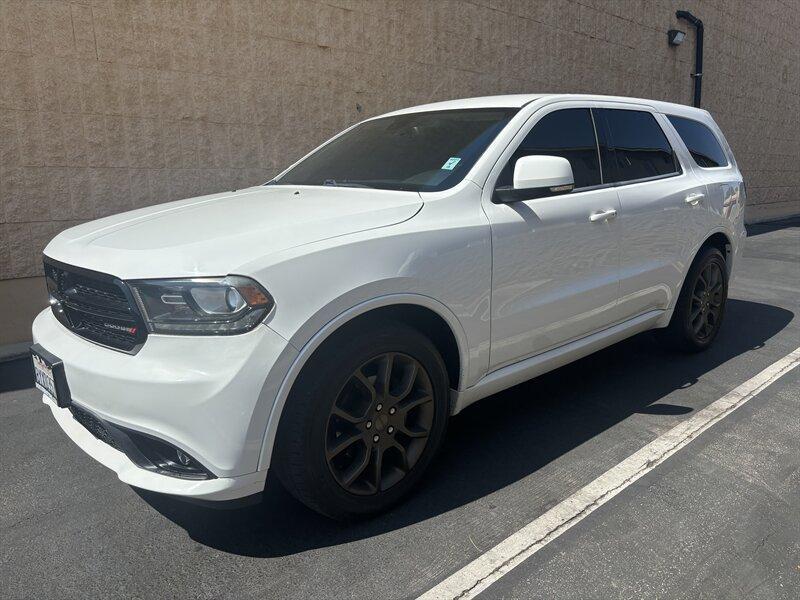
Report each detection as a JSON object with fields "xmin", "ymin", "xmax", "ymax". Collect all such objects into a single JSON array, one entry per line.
[
  {"xmin": 658, "ymin": 247, "xmax": 728, "ymax": 352},
  {"xmin": 274, "ymin": 321, "xmax": 449, "ymax": 519}
]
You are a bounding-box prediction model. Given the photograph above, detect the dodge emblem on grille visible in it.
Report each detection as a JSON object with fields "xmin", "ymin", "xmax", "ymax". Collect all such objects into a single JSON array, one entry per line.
[{"xmin": 104, "ymin": 323, "xmax": 137, "ymax": 335}]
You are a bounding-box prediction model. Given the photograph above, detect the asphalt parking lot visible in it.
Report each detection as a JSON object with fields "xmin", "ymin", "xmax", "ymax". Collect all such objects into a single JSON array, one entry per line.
[{"xmin": 1, "ymin": 218, "xmax": 798, "ymax": 600}]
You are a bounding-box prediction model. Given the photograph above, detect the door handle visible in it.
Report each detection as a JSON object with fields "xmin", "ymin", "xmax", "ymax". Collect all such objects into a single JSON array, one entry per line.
[
  {"xmin": 685, "ymin": 192, "xmax": 705, "ymax": 206},
  {"xmin": 589, "ymin": 208, "xmax": 617, "ymax": 222}
]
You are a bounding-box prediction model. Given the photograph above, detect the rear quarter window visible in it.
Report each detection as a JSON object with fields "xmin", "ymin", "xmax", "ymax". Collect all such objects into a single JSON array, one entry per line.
[{"xmin": 667, "ymin": 115, "xmax": 729, "ymax": 168}]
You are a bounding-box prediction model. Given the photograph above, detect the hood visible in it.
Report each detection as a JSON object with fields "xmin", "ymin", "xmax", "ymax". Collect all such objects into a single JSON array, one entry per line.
[{"xmin": 44, "ymin": 185, "xmax": 423, "ymax": 279}]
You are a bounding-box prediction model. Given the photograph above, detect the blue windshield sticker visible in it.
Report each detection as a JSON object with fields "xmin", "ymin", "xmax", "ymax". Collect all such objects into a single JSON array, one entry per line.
[{"xmin": 441, "ymin": 157, "xmax": 462, "ymax": 171}]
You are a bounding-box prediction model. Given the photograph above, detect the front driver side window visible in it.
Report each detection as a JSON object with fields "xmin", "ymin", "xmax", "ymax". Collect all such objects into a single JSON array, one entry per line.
[{"xmin": 496, "ymin": 108, "xmax": 602, "ymax": 189}]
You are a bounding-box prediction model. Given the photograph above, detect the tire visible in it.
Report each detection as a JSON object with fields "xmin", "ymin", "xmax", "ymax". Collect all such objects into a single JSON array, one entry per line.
[
  {"xmin": 273, "ymin": 320, "xmax": 450, "ymax": 520},
  {"xmin": 658, "ymin": 246, "xmax": 728, "ymax": 352}
]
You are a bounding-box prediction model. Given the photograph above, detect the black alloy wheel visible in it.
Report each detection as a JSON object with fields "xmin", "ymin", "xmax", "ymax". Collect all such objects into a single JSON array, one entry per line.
[
  {"xmin": 688, "ymin": 260, "xmax": 725, "ymax": 341},
  {"xmin": 273, "ymin": 321, "xmax": 449, "ymax": 519},
  {"xmin": 325, "ymin": 352, "xmax": 435, "ymax": 495},
  {"xmin": 658, "ymin": 246, "xmax": 728, "ymax": 352}
]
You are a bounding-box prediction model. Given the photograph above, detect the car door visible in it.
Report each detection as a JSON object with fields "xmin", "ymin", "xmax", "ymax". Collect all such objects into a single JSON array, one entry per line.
[
  {"xmin": 593, "ymin": 108, "xmax": 708, "ymax": 320},
  {"xmin": 483, "ymin": 106, "xmax": 622, "ymax": 370}
]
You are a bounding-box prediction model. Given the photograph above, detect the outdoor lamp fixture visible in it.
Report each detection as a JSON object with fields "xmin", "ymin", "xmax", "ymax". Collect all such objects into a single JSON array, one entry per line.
[
  {"xmin": 667, "ymin": 29, "xmax": 686, "ymax": 45},
  {"xmin": 675, "ymin": 10, "xmax": 704, "ymax": 108}
]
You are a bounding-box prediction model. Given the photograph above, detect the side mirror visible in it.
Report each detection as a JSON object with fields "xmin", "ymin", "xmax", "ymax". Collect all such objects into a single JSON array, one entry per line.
[{"xmin": 493, "ymin": 155, "xmax": 575, "ymax": 203}]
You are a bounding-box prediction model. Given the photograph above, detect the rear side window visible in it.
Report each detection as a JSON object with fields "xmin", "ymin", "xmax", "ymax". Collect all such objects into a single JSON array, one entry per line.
[
  {"xmin": 667, "ymin": 115, "xmax": 729, "ymax": 168},
  {"xmin": 597, "ymin": 109, "xmax": 679, "ymax": 183},
  {"xmin": 497, "ymin": 108, "xmax": 601, "ymax": 189}
]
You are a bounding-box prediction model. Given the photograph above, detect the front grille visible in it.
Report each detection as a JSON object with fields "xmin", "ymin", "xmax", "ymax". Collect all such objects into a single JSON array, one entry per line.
[
  {"xmin": 73, "ymin": 282, "xmax": 128, "ymax": 307},
  {"xmin": 44, "ymin": 258, "xmax": 147, "ymax": 353},
  {"xmin": 69, "ymin": 405, "xmax": 121, "ymax": 451}
]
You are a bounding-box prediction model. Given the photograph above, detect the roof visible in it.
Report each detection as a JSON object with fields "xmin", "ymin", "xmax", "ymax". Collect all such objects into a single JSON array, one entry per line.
[
  {"xmin": 381, "ymin": 94, "xmax": 551, "ymax": 115},
  {"xmin": 381, "ymin": 94, "xmax": 709, "ymax": 119}
]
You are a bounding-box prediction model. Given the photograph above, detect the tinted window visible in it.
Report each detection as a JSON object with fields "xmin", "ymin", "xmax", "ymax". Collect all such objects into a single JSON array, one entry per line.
[
  {"xmin": 598, "ymin": 109, "xmax": 679, "ymax": 182},
  {"xmin": 497, "ymin": 108, "xmax": 601, "ymax": 189},
  {"xmin": 667, "ymin": 115, "xmax": 728, "ymax": 168},
  {"xmin": 274, "ymin": 108, "xmax": 517, "ymax": 192}
]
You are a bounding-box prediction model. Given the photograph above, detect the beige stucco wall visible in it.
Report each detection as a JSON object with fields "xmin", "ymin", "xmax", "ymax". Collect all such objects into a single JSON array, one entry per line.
[
  {"xmin": 0, "ymin": 276, "xmax": 47, "ymax": 346},
  {"xmin": 1, "ymin": 0, "xmax": 798, "ymax": 343}
]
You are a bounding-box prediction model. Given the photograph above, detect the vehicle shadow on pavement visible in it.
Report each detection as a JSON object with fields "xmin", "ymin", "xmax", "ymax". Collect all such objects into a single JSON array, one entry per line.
[{"xmin": 136, "ymin": 298, "xmax": 793, "ymax": 558}]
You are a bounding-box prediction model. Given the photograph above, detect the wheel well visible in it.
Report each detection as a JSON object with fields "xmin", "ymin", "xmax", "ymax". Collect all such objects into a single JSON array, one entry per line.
[
  {"xmin": 320, "ymin": 304, "xmax": 462, "ymax": 390},
  {"xmin": 699, "ymin": 232, "xmax": 732, "ymax": 273}
]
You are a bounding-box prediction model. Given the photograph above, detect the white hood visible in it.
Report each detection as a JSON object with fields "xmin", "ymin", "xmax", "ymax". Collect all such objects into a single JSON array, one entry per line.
[{"xmin": 44, "ymin": 185, "xmax": 423, "ymax": 279}]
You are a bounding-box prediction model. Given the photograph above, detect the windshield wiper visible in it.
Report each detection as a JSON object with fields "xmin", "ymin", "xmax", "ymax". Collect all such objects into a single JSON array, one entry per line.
[
  {"xmin": 323, "ymin": 179, "xmax": 374, "ymax": 188},
  {"xmin": 326, "ymin": 179, "xmax": 422, "ymax": 192}
]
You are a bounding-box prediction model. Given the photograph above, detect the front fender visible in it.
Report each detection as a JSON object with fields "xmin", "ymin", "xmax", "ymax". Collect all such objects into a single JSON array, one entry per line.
[{"xmin": 256, "ymin": 293, "xmax": 470, "ymax": 471}]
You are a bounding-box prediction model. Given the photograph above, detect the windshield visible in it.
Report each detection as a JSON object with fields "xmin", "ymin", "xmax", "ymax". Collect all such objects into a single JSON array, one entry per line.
[{"xmin": 271, "ymin": 108, "xmax": 518, "ymax": 192}]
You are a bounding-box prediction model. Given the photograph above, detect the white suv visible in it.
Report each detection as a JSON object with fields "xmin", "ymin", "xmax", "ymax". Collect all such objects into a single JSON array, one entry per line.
[{"xmin": 32, "ymin": 94, "xmax": 745, "ymax": 518}]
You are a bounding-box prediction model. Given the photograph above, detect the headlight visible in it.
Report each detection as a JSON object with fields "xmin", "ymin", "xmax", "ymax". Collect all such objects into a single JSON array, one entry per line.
[{"xmin": 128, "ymin": 276, "xmax": 273, "ymax": 335}]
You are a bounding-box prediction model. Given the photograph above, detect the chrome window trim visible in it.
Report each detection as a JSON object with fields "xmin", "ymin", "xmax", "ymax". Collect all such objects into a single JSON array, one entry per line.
[{"xmin": 609, "ymin": 170, "xmax": 685, "ymax": 188}]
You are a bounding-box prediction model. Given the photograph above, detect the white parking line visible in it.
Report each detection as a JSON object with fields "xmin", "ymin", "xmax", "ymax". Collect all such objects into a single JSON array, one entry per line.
[{"xmin": 418, "ymin": 346, "xmax": 800, "ymax": 600}]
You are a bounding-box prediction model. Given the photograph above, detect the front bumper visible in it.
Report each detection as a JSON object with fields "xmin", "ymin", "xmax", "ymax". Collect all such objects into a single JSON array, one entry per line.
[
  {"xmin": 44, "ymin": 396, "xmax": 265, "ymax": 500},
  {"xmin": 32, "ymin": 309, "xmax": 298, "ymax": 500}
]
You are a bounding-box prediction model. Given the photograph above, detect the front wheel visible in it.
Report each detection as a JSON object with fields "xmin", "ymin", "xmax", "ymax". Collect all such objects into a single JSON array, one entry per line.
[
  {"xmin": 273, "ymin": 321, "xmax": 449, "ymax": 519},
  {"xmin": 658, "ymin": 246, "xmax": 728, "ymax": 352}
]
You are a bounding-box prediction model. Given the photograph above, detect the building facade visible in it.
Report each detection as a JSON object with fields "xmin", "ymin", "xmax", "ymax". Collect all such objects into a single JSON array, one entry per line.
[{"xmin": 1, "ymin": 0, "xmax": 798, "ymax": 344}]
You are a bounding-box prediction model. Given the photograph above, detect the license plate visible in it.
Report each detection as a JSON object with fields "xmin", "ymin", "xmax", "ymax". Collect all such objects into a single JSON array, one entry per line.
[{"xmin": 30, "ymin": 344, "xmax": 71, "ymax": 408}]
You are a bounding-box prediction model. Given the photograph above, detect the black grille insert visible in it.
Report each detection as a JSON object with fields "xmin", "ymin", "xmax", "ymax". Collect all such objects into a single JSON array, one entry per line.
[
  {"xmin": 69, "ymin": 405, "xmax": 121, "ymax": 450},
  {"xmin": 67, "ymin": 404, "xmax": 215, "ymax": 480},
  {"xmin": 44, "ymin": 258, "xmax": 147, "ymax": 353}
]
